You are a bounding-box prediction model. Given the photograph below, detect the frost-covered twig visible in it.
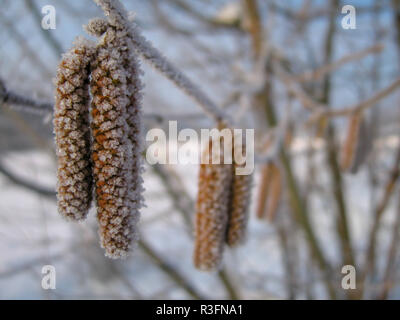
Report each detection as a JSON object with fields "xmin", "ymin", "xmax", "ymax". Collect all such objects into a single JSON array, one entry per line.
[
  {"xmin": 0, "ymin": 78, "xmax": 53, "ymax": 114},
  {"xmin": 292, "ymin": 43, "xmax": 384, "ymax": 83},
  {"xmin": 0, "ymin": 161, "xmax": 55, "ymax": 198},
  {"xmin": 93, "ymin": 0, "xmax": 231, "ymax": 125}
]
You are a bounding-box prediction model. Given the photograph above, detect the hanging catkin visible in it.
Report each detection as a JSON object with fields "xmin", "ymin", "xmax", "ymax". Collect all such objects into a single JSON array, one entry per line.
[
  {"xmin": 256, "ymin": 163, "xmax": 272, "ymax": 219},
  {"xmin": 256, "ymin": 162, "xmax": 282, "ymax": 221},
  {"xmin": 90, "ymin": 24, "xmax": 144, "ymax": 259},
  {"xmin": 226, "ymin": 137, "xmax": 253, "ymax": 247},
  {"xmin": 194, "ymin": 134, "xmax": 233, "ymax": 271},
  {"xmin": 54, "ymin": 37, "xmax": 95, "ymax": 221},
  {"xmin": 340, "ymin": 111, "xmax": 370, "ymax": 173},
  {"xmin": 265, "ymin": 164, "xmax": 282, "ymax": 221},
  {"xmin": 341, "ymin": 112, "xmax": 361, "ymax": 171}
]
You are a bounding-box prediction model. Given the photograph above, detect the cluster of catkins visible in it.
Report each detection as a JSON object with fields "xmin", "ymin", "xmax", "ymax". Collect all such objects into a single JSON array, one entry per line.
[
  {"xmin": 54, "ymin": 18, "xmax": 144, "ymax": 259},
  {"xmin": 54, "ymin": 11, "xmax": 254, "ymax": 266},
  {"xmin": 194, "ymin": 124, "xmax": 253, "ymax": 271}
]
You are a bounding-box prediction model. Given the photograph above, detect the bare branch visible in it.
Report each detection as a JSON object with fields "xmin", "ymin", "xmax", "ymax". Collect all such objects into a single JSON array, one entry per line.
[
  {"xmin": 292, "ymin": 43, "xmax": 384, "ymax": 83},
  {"xmin": 0, "ymin": 78, "xmax": 53, "ymax": 114},
  {"xmin": 0, "ymin": 161, "xmax": 55, "ymax": 198},
  {"xmin": 138, "ymin": 239, "xmax": 205, "ymax": 299}
]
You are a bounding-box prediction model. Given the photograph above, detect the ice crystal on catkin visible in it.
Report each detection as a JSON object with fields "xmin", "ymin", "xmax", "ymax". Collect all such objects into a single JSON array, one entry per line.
[
  {"xmin": 226, "ymin": 140, "xmax": 253, "ymax": 247},
  {"xmin": 194, "ymin": 138, "xmax": 233, "ymax": 271},
  {"xmin": 84, "ymin": 18, "xmax": 109, "ymax": 37},
  {"xmin": 54, "ymin": 37, "xmax": 96, "ymax": 221},
  {"xmin": 90, "ymin": 24, "xmax": 144, "ymax": 259}
]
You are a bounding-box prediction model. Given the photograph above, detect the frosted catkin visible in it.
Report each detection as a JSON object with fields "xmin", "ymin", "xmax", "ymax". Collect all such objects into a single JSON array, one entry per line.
[
  {"xmin": 226, "ymin": 141, "xmax": 253, "ymax": 247},
  {"xmin": 265, "ymin": 165, "xmax": 282, "ymax": 221},
  {"xmin": 54, "ymin": 37, "xmax": 96, "ymax": 221},
  {"xmin": 256, "ymin": 162, "xmax": 282, "ymax": 221},
  {"xmin": 340, "ymin": 112, "xmax": 370, "ymax": 173},
  {"xmin": 90, "ymin": 25, "xmax": 143, "ymax": 259},
  {"xmin": 194, "ymin": 138, "xmax": 233, "ymax": 271}
]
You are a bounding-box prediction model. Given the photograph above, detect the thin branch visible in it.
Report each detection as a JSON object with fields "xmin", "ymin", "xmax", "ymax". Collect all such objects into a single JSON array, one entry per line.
[
  {"xmin": 319, "ymin": 2, "xmax": 356, "ymax": 300},
  {"xmin": 378, "ymin": 193, "xmax": 400, "ymax": 299},
  {"xmin": 150, "ymin": 0, "xmax": 194, "ymax": 36},
  {"xmin": 166, "ymin": 0, "xmax": 241, "ymax": 30},
  {"xmin": 292, "ymin": 43, "xmax": 384, "ymax": 83},
  {"xmin": 217, "ymin": 269, "xmax": 240, "ymax": 300},
  {"xmin": 138, "ymin": 239, "xmax": 205, "ymax": 299},
  {"xmin": 150, "ymin": 163, "xmax": 193, "ymax": 230},
  {"xmin": 0, "ymin": 78, "xmax": 198, "ymax": 125},
  {"xmin": 262, "ymin": 78, "xmax": 337, "ymax": 299},
  {"xmin": 359, "ymin": 146, "xmax": 400, "ymax": 297},
  {"xmin": 276, "ymin": 63, "xmax": 400, "ymax": 121},
  {"xmin": 243, "ymin": 0, "xmax": 263, "ymax": 57},
  {"xmin": 322, "ymin": 77, "xmax": 400, "ymax": 118},
  {"xmin": 1, "ymin": 106, "xmax": 55, "ymax": 154},
  {"xmin": 0, "ymin": 161, "xmax": 56, "ymax": 198},
  {"xmin": 0, "ymin": 78, "xmax": 53, "ymax": 114}
]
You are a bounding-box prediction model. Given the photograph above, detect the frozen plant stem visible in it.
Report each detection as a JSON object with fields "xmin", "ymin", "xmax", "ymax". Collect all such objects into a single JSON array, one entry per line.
[{"xmin": 0, "ymin": 78, "xmax": 53, "ymax": 114}]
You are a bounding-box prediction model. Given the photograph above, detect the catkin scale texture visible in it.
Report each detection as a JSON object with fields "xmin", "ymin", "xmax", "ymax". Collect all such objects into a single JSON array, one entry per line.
[
  {"xmin": 90, "ymin": 26, "xmax": 143, "ymax": 259},
  {"xmin": 54, "ymin": 37, "xmax": 95, "ymax": 221},
  {"xmin": 194, "ymin": 139, "xmax": 233, "ymax": 271},
  {"xmin": 226, "ymin": 142, "xmax": 253, "ymax": 247}
]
